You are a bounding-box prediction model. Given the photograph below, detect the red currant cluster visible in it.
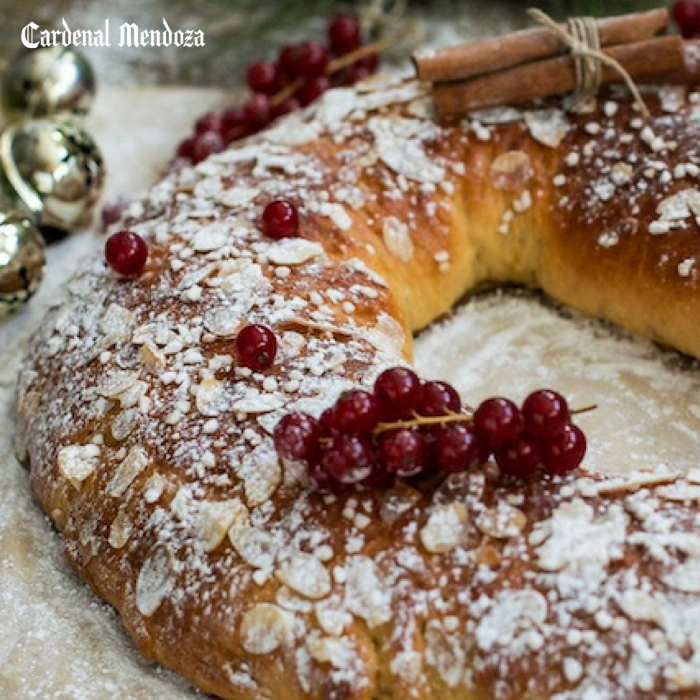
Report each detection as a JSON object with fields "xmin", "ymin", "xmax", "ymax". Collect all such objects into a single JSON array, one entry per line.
[
  {"xmin": 173, "ymin": 14, "xmax": 379, "ymax": 168},
  {"xmin": 672, "ymin": 0, "xmax": 700, "ymax": 38},
  {"xmin": 274, "ymin": 367, "xmax": 588, "ymax": 491}
]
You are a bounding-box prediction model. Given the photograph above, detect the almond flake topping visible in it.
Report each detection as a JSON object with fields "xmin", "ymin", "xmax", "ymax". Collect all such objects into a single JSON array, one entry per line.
[
  {"xmin": 476, "ymin": 503, "xmax": 527, "ymax": 539},
  {"xmin": 136, "ymin": 542, "xmax": 175, "ymax": 617},
  {"xmin": 650, "ymin": 188, "xmax": 700, "ymax": 234},
  {"xmin": 266, "ymin": 238, "xmax": 324, "ymax": 266},
  {"xmin": 57, "ymin": 444, "xmax": 100, "ymax": 489},
  {"xmin": 382, "ymin": 217, "xmax": 414, "ymax": 263},
  {"xmin": 490, "ymin": 150, "xmax": 534, "ymax": 191},
  {"xmin": 420, "ymin": 502, "xmax": 467, "ymax": 554},
  {"xmin": 108, "ymin": 508, "xmax": 132, "ymax": 549},
  {"xmin": 191, "ymin": 222, "xmax": 229, "ymax": 251},
  {"xmin": 524, "ymin": 108, "xmax": 569, "ymax": 148},
  {"xmin": 276, "ymin": 553, "xmax": 331, "ymax": 599},
  {"xmin": 240, "ymin": 603, "xmax": 290, "ymax": 655},
  {"xmin": 229, "ymin": 521, "xmax": 278, "ymax": 570},
  {"xmin": 107, "ymin": 446, "xmax": 149, "ymax": 498},
  {"xmin": 198, "ymin": 498, "xmax": 247, "ymax": 551}
]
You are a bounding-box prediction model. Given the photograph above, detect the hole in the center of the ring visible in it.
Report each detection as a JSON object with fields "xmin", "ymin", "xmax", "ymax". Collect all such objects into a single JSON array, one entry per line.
[{"xmin": 413, "ymin": 286, "xmax": 700, "ymax": 477}]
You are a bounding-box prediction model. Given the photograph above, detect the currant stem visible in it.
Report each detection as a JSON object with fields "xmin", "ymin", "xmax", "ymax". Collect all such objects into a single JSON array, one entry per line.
[
  {"xmin": 373, "ymin": 411, "xmax": 474, "ymax": 436},
  {"xmin": 372, "ymin": 403, "xmax": 598, "ymax": 436},
  {"xmin": 571, "ymin": 404, "xmax": 598, "ymax": 416},
  {"xmin": 271, "ymin": 79, "xmax": 303, "ymax": 106},
  {"xmin": 269, "ymin": 32, "xmax": 405, "ymax": 109},
  {"xmin": 326, "ymin": 34, "xmax": 396, "ymax": 74}
]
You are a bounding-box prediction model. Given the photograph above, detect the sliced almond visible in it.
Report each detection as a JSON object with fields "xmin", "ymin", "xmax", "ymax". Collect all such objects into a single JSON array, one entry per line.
[
  {"xmin": 267, "ymin": 238, "xmax": 323, "ymax": 266},
  {"xmin": 242, "ymin": 449, "xmax": 282, "ymax": 508},
  {"xmin": 195, "ymin": 377, "xmax": 229, "ymax": 417},
  {"xmin": 476, "ymin": 503, "xmax": 527, "ymax": 539},
  {"xmin": 308, "ymin": 637, "xmax": 355, "ymax": 667},
  {"xmin": 100, "ymin": 303, "xmax": 135, "ymax": 346},
  {"xmin": 136, "ymin": 542, "xmax": 175, "ymax": 616},
  {"xmin": 276, "ymin": 553, "xmax": 331, "ymax": 600},
  {"xmin": 191, "ymin": 222, "xmax": 228, "ymax": 252},
  {"xmin": 229, "ymin": 521, "xmax": 279, "ymax": 570},
  {"xmin": 96, "ymin": 370, "xmax": 139, "ymax": 399},
  {"xmin": 593, "ymin": 472, "xmax": 680, "ymax": 496},
  {"xmin": 490, "ymin": 150, "xmax": 534, "ymax": 192},
  {"xmin": 420, "ymin": 502, "xmax": 467, "ymax": 554},
  {"xmin": 199, "ymin": 498, "xmax": 247, "ymax": 552},
  {"xmin": 107, "ymin": 446, "xmax": 149, "ymax": 498},
  {"xmin": 382, "ymin": 217, "xmax": 414, "ymax": 263},
  {"xmin": 58, "ymin": 444, "xmax": 100, "ymax": 489},
  {"xmin": 141, "ymin": 341, "xmax": 166, "ymax": 368},
  {"xmin": 204, "ymin": 307, "xmax": 240, "ymax": 337},
  {"xmin": 108, "ymin": 508, "xmax": 133, "ymax": 549},
  {"xmin": 315, "ymin": 602, "xmax": 352, "ymax": 637},
  {"xmin": 380, "ymin": 482, "xmax": 422, "ymax": 524},
  {"xmin": 240, "ymin": 603, "xmax": 290, "ymax": 655},
  {"xmin": 230, "ymin": 394, "xmax": 283, "ymax": 415}
]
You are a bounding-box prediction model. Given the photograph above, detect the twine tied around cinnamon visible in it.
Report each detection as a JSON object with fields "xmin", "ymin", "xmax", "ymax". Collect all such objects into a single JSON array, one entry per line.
[{"xmin": 528, "ymin": 8, "xmax": 650, "ymax": 117}]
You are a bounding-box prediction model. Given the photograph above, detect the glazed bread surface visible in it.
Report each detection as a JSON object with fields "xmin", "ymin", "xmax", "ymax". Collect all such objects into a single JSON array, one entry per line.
[{"xmin": 15, "ymin": 76, "xmax": 700, "ymax": 700}]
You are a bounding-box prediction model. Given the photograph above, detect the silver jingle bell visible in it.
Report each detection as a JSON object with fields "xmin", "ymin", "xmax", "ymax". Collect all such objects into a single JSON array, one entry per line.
[
  {"xmin": 0, "ymin": 118, "xmax": 105, "ymax": 232},
  {"xmin": 0, "ymin": 209, "xmax": 46, "ymax": 317},
  {"xmin": 2, "ymin": 46, "xmax": 96, "ymax": 121}
]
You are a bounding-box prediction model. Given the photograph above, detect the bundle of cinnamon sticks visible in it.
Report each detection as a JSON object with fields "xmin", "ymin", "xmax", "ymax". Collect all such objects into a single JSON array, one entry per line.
[{"xmin": 413, "ymin": 8, "xmax": 700, "ymax": 118}]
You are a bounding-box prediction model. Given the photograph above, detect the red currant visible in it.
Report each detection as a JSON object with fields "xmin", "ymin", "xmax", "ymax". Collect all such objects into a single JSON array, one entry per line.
[
  {"xmin": 235, "ymin": 324, "xmax": 278, "ymax": 370},
  {"xmin": 192, "ymin": 130, "xmax": 225, "ymax": 163},
  {"xmin": 320, "ymin": 406, "xmax": 340, "ymax": 436},
  {"xmin": 361, "ymin": 462, "xmax": 394, "ymax": 488},
  {"xmin": 417, "ymin": 381, "xmax": 461, "ymax": 417},
  {"xmin": 357, "ymin": 52, "xmax": 380, "ymax": 73},
  {"xmin": 522, "ymin": 389, "xmax": 570, "ymax": 441},
  {"xmin": 328, "ymin": 15, "xmax": 363, "ymax": 53},
  {"xmin": 242, "ymin": 94, "xmax": 271, "ymax": 131},
  {"xmin": 169, "ymin": 157, "xmax": 191, "ymax": 175},
  {"xmin": 288, "ymin": 40, "xmax": 329, "ymax": 78},
  {"xmin": 672, "ymin": 0, "xmax": 700, "ymax": 38},
  {"xmin": 433, "ymin": 423, "xmax": 479, "ymax": 473},
  {"xmin": 105, "ymin": 231, "xmax": 148, "ymax": 275},
  {"xmin": 101, "ymin": 197, "xmax": 129, "ymax": 230},
  {"xmin": 473, "ymin": 397, "xmax": 522, "ymax": 449},
  {"xmin": 274, "ymin": 413, "xmax": 320, "ymax": 461},
  {"xmin": 541, "ymin": 424, "xmax": 587, "ymax": 475},
  {"xmin": 278, "ymin": 44, "xmax": 299, "ymax": 75},
  {"xmin": 271, "ymin": 97, "xmax": 301, "ymax": 119},
  {"xmin": 176, "ymin": 136, "xmax": 196, "ymax": 160},
  {"xmin": 298, "ymin": 75, "xmax": 331, "ymax": 106},
  {"xmin": 246, "ymin": 60, "xmax": 279, "ymax": 95},
  {"xmin": 374, "ymin": 366, "xmax": 421, "ymax": 420},
  {"xmin": 332, "ymin": 390, "xmax": 379, "ymax": 435},
  {"xmin": 341, "ymin": 65, "xmax": 372, "ymax": 86},
  {"xmin": 195, "ymin": 111, "xmax": 223, "ymax": 135},
  {"xmin": 320, "ymin": 434, "xmax": 373, "ymax": 484},
  {"xmin": 261, "ymin": 200, "xmax": 299, "ymax": 239},
  {"xmin": 308, "ymin": 458, "xmax": 337, "ymax": 491},
  {"xmin": 379, "ymin": 428, "xmax": 429, "ymax": 477},
  {"xmin": 495, "ymin": 436, "xmax": 541, "ymax": 480},
  {"xmin": 220, "ymin": 106, "xmax": 245, "ymax": 140}
]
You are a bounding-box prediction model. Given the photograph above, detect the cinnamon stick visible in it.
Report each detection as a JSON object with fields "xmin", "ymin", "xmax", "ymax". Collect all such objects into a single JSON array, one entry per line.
[
  {"xmin": 415, "ymin": 8, "xmax": 668, "ymax": 83},
  {"xmin": 433, "ymin": 35, "xmax": 688, "ymax": 118}
]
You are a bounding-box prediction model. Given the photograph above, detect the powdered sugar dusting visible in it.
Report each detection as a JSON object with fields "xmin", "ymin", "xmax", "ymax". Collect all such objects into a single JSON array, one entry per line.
[{"xmin": 5, "ymin": 75, "xmax": 700, "ymax": 700}]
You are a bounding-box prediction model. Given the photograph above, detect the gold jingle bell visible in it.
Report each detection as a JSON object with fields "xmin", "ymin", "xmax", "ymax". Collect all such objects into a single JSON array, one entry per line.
[
  {"xmin": 2, "ymin": 46, "xmax": 96, "ymax": 121},
  {"xmin": 0, "ymin": 209, "xmax": 46, "ymax": 317},
  {"xmin": 0, "ymin": 118, "xmax": 105, "ymax": 232}
]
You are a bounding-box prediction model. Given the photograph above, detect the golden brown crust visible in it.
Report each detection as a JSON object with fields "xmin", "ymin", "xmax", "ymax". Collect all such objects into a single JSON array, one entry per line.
[{"xmin": 16, "ymin": 77, "xmax": 700, "ymax": 699}]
